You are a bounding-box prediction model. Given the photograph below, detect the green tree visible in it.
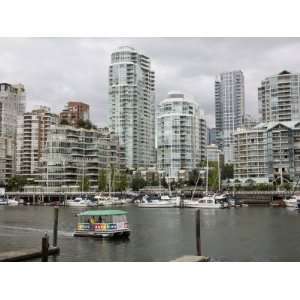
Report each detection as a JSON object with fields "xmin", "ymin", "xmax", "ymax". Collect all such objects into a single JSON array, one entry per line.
[
  {"xmin": 161, "ymin": 176, "xmax": 168, "ymax": 189},
  {"xmin": 222, "ymin": 164, "xmax": 234, "ymax": 180},
  {"xmin": 115, "ymin": 172, "xmax": 128, "ymax": 191},
  {"xmin": 80, "ymin": 177, "xmax": 90, "ymax": 192},
  {"xmin": 208, "ymin": 161, "xmax": 219, "ymax": 191},
  {"xmin": 188, "ymin": 169, "xmax": 202, "ymax": 186},
  {"xmin": 7, "ymin": 176, "xmax": 28, "ymax": 192},
  {"xmin": 131, "ymin": 176, "xmax": 146, "ymax": 191},
  {"xmin": 98, "ymin": 169, "xmax": 107, "ymax": 191},
  {"xmin": 59, "ymin": 119, "xmax": 70, "ymax": 125},
  {"xmin": 283, "ymin": 182, "xmax": 292, "ymax": 191},
  {"xmin": 77, "ymin": 119, "xmax": 97, "ymax": 130}
]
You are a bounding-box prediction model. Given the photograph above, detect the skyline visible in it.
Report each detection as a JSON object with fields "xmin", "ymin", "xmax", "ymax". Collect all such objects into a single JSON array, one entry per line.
[{"xmin": 1, "ymin": 38, "xmax": 300, "ymax": 127}]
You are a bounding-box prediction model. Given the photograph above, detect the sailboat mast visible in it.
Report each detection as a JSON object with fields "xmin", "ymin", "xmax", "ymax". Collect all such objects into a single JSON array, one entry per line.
[
  {"xmin": 206, "ymin": 156, "xmax": 208, "ymax": 194},
  {"xmin": 81, "ymin": 160, "xmax": 84, "ymax": 195},
  {"xmin": 218, "ymin": 152, "xmax": 221, "ymax": 192}
]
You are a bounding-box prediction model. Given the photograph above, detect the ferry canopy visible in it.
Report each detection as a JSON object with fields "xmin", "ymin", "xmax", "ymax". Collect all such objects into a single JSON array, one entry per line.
[{"xmin": 78, "ymin": 210, "xmax": 128, "ymax": 217}]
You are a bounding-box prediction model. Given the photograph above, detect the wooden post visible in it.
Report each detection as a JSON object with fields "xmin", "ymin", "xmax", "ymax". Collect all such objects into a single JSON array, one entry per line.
[
  {"xmin": 41, "ymin": 233, "xmax": 49, "ymax": 262},
  {"xmin": 196, "ymin": 209, "xmax": 201, "ymax": 256},
  {"xmin": 53, "ymin": 207, "xmax": 59, "ymax": 247}
]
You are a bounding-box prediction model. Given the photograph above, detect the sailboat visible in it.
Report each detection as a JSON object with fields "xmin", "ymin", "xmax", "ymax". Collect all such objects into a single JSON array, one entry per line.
[
  {"xmin": 184, "ymin": 154, "xmax": 227, "ymax": 208},
  {"xmin": 95, "ymin": 167, "xmax": 120, "ymax": 206},
  {"xmin": 138, "ymin": 172, "xmax": 179, "ymax": 208}
]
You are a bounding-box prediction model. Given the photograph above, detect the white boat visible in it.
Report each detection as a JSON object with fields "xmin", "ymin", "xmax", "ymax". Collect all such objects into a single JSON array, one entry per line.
[
  {"xmin": 187, "ymin": 154, "xmax": 226, "ymax": 209},
  {"xmin": 184, "ymin": 195, "xmax": 225, "ymax": 208},
  {"xmin": 66, "ymin": 197, "xmax": 96, "ymax": 207},
  {"xmin": 283, "ymin": 195, "xmax": 300, "ymax": 208},
  {"xmin": 0, "ymin": 198, "xmax": 8, "ymax": 205},
  {"xmin": 7, "ymin": 198, "xmax": 19, "ymax": 206},
  {"xmin": 138, "ymin": 195, "xmax": 178, "ymax": 208},
  {"xmin": 95, "ymin": 195, "xmax": 114, "ymax": 206}
]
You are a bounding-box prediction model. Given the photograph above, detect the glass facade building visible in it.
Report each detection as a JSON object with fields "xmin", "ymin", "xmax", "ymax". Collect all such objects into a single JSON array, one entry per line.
[{"xmin": 215, "ymin": 71, "xmax": 245, "ymax": 163}]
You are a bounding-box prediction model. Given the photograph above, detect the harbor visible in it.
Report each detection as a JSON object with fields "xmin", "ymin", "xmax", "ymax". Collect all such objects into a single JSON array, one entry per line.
[{"xmin": 1, "ymin": 204, "xmax": 300, "ymax": 261}]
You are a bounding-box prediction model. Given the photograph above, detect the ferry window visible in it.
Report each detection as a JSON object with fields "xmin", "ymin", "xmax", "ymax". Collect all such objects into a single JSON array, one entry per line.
[{"xmin": 102, "ymin": 216, "xmax": 112, "ymax": 223}]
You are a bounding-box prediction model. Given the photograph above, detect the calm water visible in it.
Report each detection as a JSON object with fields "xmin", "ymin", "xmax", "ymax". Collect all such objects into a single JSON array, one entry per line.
[{"xmin": 1, "ymin": 205, "xmax": 300, "ymax": 261}]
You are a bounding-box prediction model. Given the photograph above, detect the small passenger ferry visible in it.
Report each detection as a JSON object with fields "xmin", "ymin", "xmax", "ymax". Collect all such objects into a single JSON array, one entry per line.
[{"xmin": 73, "ymin": 210, "xmax": 130, "ymax": 238}]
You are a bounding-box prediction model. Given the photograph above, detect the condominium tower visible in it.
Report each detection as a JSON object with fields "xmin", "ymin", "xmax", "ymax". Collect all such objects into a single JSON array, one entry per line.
[
  {"xmin": 109, "ymin": 46, "xmax": 155, "ymax": 169},
  {"xmin": 157, "ymin": 92, "xmax": 206, "ymax": 180},
  {"xmin": 0, "ymin": 83, "xmax": 26, "ymax": 185},
  {"xmin": 258, "ymin": 70, "xmax": 300, "ymax": 123},
  {"xmin": 215, "ymin": 71, "xmax": 245, "ymax": 163},
  {"xmin": 16, "ymin": 106, "xmax": 59, "ymax": 181}
]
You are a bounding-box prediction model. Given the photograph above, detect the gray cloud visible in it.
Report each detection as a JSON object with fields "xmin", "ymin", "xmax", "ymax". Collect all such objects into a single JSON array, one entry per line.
[{"xmin": 0, "ymin": 37, "xmax": 299, "ymax": 127}]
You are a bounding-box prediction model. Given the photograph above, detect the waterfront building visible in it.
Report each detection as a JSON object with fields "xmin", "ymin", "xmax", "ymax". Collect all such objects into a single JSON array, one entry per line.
[
  {"xmin": 0, "ymin": 83, "xmax": 26, "ymax": 185},
  {"xmin": 0, "ymin": 137, "xmax": 15, "ymax": 186},
  {"xmin": 16, "ymin": 106, "xmax": 59, "ymax": 182},
  {"xmin": 109, "ymin": 46, "xmax": 155, "ymax": 169},
  {"xmin": 157, "ymin": 92, "xmax": 207, "ymax": 181},
  {"xmin": 258, "ymin": 70, "xmax": 300, "ymax": 123},
  {"xmin": 60, "ymin": 101, "xmax": 90, "ymax": 126},
  {"xmin": 35, "ymin": 125, "xmax": 125, "ymax": 192},
  {"xmin": 215, "ymin": 71, "xmax": 245, "ymax": 163},
  {"xmin": 233, "ymin": 121, "xmax": 300, "ymax": 184}
]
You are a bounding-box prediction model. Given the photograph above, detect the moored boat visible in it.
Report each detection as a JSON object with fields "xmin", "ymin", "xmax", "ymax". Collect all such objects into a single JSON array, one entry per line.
[
  {"xmin": 138, "ymin": 194, "xmax": 179, "ymax": 208},
  {"xmin": 0, "ymin": 198, "xmax": 7, "ymax": 205},
  {"xmin": 283, "ymin": 195, "xmax": 300, "ymax": 208},
  {"xmin": 66, "ymin": 197, "xmax": 96, "ymax": 207},
  {"xmin": 7, "ymin": 198, "xmax": 19, "ymax": 206},
  {"xmin": 184, "ymin": 195, "xmax": 226, "ymax": 209},
  {"xmin": 74, "ymin": 209, "xmax": 130, "ymax": 238}
]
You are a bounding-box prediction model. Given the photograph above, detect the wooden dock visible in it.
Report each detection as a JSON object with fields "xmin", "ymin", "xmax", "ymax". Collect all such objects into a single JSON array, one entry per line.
[
  {"xmin": 0, "ymin": 247, "xmax": 60, "ymax": 262},
  {"xmin": 0, "ymin": 207, "xmax": 61, "ymax": 262}
]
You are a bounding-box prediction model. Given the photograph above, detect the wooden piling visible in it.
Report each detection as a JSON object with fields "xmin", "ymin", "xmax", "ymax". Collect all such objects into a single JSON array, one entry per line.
[
  {"xmin": 53, "ymin": 207, "xmax": 59, "ymax": 247},
  {"xmin": 196, "ymin": 209, "xmax": 201, "ymax": 256},
  {"xmin": 41, "ymin": 233, "xmax": 49, "ymax": 262}
]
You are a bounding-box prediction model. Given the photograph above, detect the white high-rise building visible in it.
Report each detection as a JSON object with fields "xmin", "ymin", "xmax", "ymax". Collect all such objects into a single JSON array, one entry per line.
[
  {"xmin": 215, "ymin": 71, "xmax": 245, "ymax": 163},
  {"xmin": 157, "ymin": 92, "xmax": 206, "ymax": 181},
  {"xmin": 109, "ymin": 46, "xmax": 155, "ymax": 169},
  {"xmin": 258, "ymin": 70, "xmax": 300, "ymax": 123},
  {"xmin": 0, "ymin": 83, "xmax": 26, "ymax": 185}
]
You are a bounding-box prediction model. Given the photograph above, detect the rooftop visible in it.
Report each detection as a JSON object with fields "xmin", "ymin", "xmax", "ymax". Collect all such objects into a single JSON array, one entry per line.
[{"xmin": 78, "ymin": 210, "xmax": 128, "ymax": 217}]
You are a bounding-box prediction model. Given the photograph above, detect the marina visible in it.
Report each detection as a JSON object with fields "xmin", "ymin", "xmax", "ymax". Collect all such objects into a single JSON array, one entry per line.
[{"xmin": 1, "ymin": 204, "xmax": 300, "ymax": 261}]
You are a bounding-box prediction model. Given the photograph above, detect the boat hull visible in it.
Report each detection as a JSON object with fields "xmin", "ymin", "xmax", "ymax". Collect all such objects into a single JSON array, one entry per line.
[
  {"xmin": 283, "ymin": 200, "xmax": 297, "ymax": 208},
  {"xmin": 184, "ymin": 203, "xmax": 223, "ymax": 208},
  {"xmin": 74, "ymin": 230, "xmax": 130, "ymax": 238}
]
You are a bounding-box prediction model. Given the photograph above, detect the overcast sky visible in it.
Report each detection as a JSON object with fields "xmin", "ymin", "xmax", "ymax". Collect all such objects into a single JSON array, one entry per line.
[{"xmin": 0, "ymin": 37, "xmax": 300, "ymax": 127}]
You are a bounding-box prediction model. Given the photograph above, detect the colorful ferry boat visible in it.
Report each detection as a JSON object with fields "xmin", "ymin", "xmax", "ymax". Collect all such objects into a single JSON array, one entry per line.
[{"xmin": 74, "ymin": 210, "xmax": 130, "ymax": 238}]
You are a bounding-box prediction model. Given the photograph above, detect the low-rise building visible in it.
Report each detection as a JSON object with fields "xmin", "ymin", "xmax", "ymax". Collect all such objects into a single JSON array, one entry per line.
[
  {"xmin": 34, "ymin": 125, "xmax": 125, "ymax": 192},
  {"xmin": 233, "ymin": 121, "xmax": 300, "ymax": 183}
]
